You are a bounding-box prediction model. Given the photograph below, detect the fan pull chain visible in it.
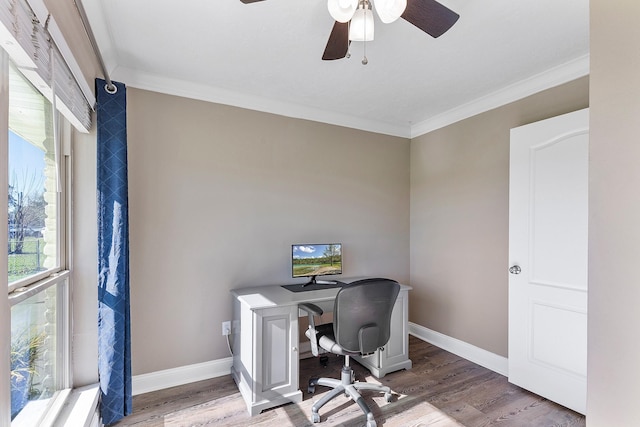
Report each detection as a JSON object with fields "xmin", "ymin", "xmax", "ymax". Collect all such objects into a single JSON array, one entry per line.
[
  {"xmin": 362, "ymin": 6, "xmax": 368, "ymax": 65},
  {"xmin": 346, "ymin": 20, "xmax": 351, "ymax": 59},
  {"xmin": 362, "ymin": 40, "xmax": 368, "ymax": 65}
]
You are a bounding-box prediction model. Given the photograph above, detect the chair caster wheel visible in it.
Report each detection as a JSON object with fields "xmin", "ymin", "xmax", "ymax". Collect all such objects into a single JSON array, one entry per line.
[
  {"xmin": 385, "ymin": 392, "xmax": 392, "ymax": 402},
  {"xmin": 311, "ymin": 412, "xmax": 320, "ymax": 423},
  {"xmin": 308, "ymin": 377, "xmax": 319, "ymax": 394}
]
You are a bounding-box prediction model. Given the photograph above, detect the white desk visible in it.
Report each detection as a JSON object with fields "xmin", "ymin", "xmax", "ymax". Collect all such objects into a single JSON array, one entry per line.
[{"xmin": 230, "ymin": 280, "xmax": 412, "ymax": 416}]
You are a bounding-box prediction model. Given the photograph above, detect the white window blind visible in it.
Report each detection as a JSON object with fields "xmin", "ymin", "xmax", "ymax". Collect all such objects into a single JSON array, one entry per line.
[{"xmin": 0, "ymin": 0, "xmax": 92, "ymax": 132}]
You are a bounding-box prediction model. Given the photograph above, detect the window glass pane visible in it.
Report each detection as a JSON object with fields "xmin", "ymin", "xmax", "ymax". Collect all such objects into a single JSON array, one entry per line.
[
  {"xmin": 8, "ymin": 63, "xmax": 58, "ymax": 284},
  {"xmin": 6, "ymin": 59, "xmax": 67, "ymax": 424},
  {"xmin": 10, "ymin": 282, "xmax": 62, "ymax": 422}
]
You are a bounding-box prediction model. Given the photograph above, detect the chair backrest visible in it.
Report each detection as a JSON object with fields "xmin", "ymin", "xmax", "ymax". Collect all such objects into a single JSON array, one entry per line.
[{"xmin": 333, "ymin": 278, "xmax": 400, "ymax": 355}]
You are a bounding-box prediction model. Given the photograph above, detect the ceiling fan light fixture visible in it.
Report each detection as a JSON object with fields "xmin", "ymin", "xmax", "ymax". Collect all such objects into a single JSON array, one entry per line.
[
  {"xmin": 327, "ymin": 0, "xmax": 358, "ymax": 23},
  {"xmin": 349, "ymin": 5, "xmax": 374, "ymax": 41},
  {"xmin": 374, "ymin": 0, "xmax": 407, "ymax": 24}
]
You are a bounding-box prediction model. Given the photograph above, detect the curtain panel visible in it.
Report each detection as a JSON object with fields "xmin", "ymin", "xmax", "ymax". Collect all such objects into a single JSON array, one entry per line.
[{"xmin": 96, "ymin": 78, "xmax": 132, "ymax": 425}]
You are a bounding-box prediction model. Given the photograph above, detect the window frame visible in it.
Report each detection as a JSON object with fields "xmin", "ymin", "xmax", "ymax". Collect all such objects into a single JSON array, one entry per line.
[
  {"xmin": 3, "ymin": 52, "xmax": 73, "ymax": 427},
  {"xmin": 1, "ymin": 47, "xmax": 12, "ymax": 427},
  {"xmin": 7, "ymin": 61, "xmax": 67, "ymax": 295}
]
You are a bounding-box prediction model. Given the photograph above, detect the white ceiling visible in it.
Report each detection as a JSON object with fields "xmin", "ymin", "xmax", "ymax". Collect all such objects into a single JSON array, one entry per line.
[{"xmin": 83, "ymin": 0, "xmax": 589, "ymax": 138}]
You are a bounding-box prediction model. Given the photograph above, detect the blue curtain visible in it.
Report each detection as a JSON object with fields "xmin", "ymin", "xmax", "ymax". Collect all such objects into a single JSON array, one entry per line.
[{"xmin": 96, "ymin": 78, "xmax": 132, "ymax": 425}]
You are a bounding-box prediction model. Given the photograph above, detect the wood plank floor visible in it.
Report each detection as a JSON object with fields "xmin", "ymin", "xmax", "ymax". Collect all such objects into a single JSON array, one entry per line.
[{"xmin": 110, "ymin": 336, "xmax": 585, "ymax": 427}]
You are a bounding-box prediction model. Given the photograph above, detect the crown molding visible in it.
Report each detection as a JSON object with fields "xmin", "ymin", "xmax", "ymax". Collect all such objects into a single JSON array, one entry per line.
[
  {"xmin": 410, "ymin": 54, "xmax": 590, "ymax": 138},
  {"xmin": 112, "ymin": 54, "xmax": 589, "ymax": 141},
  {"xmin": 112, "ymin": 66, "xmax": 411, "ymax": 138}
]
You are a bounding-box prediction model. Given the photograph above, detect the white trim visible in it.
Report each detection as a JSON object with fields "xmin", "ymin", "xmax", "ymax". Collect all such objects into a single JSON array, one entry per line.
[
  {"xmin": 132, "ymin": 357, "xmax": 233, "ymax": 396},
  {"xmin": 0, "ymin": 49, "xmax": 11, "ymax": 427},
  {"xmin": 410, "ymin": 54, "xmax": 590, "ymax": 138},
  {"xmin": 133, "ymin": 325, "xmax": 507, "ymax": 399},
  {"xmin": 111, "ymin": 55, "xmax": 588, "ymax": 139},
  {"xmin": 409, "ymin": 322, "xmax": 508, "ymax": 377},
  {"xmin": 112, "ymin": 66, "xmax": 412, "ymax": 139}
]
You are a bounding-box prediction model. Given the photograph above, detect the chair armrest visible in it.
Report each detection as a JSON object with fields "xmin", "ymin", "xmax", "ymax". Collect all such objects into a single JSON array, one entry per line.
[
  {"xmin": 299, "ymin": 303, "xmax": 324, "ymax": 356},
  {"xmin": 298, "ymin": 302, "xmax": 323, "ymax": 317}
]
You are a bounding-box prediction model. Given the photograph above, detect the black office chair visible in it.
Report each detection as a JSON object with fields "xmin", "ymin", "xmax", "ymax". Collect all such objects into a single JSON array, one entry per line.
[{"xmin": 299, "ymin": 278, "xmax": 400, "ymax": 427}]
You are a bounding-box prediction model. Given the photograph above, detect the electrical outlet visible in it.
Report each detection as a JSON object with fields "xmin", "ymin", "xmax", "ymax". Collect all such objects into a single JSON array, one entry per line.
[{"xmin": 222, "ymin": 320, "xmax": 231, "ymax": 336}]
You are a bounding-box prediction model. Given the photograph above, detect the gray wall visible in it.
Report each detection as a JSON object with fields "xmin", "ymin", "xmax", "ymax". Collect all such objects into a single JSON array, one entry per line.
[
  {"xmin": 410, "ymin": 77, "xmax": 589, "ymax": 357},
  {"xmin": 125, "ymin": 88, "xmax": 410, "ymax": 373},
  {"xmin": 70, "ymin": 78, "xmax": 589, "ymax": 382},
  {"xmin": 587, "ymin": 2, "xmax": 640, "ymax": 425}
]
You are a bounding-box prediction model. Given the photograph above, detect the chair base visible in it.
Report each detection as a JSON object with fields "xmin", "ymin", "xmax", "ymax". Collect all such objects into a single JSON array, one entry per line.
[{"xmin": 309, "ymin": 364, "xmax": 392, "ymax": 427}]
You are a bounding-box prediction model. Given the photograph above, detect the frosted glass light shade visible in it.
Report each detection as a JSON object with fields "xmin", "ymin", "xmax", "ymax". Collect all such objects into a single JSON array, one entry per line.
[
  {"xmin": 349, "ymin": 8, "xmax": 374, "ymax": 41},
  {"xmin": 327, "ymin": 0, "xmax": 358, "ymax": 23},
  {"xmin": 374, "ymin": 0, "xmax": 407, "ymax": 23}
]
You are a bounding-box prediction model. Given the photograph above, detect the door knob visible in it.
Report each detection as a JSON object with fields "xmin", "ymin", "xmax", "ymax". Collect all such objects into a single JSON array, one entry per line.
[{"xmin": 509, "ymin": 265, "xmax": 522, "ymax": 275}]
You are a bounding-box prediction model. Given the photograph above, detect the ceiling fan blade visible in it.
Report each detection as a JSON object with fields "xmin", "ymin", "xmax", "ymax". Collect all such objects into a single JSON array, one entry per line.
[
  {"xmin": 322, "ymin": 21, "xmax": 350, "ymax": 60},
  {"xmin": 401, "ymin": 0, "xmax": 459, "ymax": 38},
  {"xmin": 239, "ymin": 0, "xmax": 265, "ymax": 3}
]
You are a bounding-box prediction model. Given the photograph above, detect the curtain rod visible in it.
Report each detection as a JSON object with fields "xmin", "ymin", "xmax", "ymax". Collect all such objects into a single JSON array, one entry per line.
[{"xmin": 73, "ymin": 0, "xmax": 117, "ymax": 94}]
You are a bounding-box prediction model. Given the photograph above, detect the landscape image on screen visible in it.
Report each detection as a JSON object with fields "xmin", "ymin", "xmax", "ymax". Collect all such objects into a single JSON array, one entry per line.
[{"xmin": 292, "ymin": 244, "xmax": 342, "ymax": 278}]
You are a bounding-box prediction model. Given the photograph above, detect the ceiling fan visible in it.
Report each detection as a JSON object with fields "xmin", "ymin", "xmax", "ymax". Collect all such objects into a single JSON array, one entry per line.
[{"xmin": 239, "ymin": 0, "xmax": 459, "ymax": 63}]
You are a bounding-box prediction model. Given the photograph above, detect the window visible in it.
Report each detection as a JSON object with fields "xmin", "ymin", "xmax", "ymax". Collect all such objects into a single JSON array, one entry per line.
[
  {"xmin": 8, "ymin": 62, "xmax": 60, "ymax": 287},
  {"xmin": 6, "ymin": 60, "xmax": 70, "ymax": 424},
  {"xmin": 0, "ymin": 0, "xmax": 92, "ymax": 424}
]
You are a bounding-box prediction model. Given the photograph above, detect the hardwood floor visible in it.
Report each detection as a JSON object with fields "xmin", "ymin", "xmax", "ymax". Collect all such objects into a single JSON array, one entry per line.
[{"xmin": 111, "ymin": 336, "xmax": 585, "ymax": 426}]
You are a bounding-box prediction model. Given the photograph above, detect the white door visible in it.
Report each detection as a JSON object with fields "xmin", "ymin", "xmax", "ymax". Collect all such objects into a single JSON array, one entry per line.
[{"xmin": 508, "ymin": 108, "xmax": 588, "ymax": 414}]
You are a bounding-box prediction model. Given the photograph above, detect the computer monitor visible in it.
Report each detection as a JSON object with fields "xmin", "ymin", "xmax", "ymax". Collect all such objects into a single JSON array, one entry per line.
[{"xmin": 292, "ymin": 243, "xmax": 342, "ymax": 285}]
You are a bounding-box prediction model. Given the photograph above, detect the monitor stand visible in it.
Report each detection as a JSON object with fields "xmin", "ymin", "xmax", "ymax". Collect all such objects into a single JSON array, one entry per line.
[
  {"xmin": 301, "ymin": 275, "xmax": 337, "ymax": 287},
  {"xmin": 300, "ymin": 275, "xmax": 318, "ymax": 287}
]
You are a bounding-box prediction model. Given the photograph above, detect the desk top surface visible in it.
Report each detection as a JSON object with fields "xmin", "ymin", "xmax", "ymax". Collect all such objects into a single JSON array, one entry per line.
[{"xmin": 231, "ymin": 277, "xmax": 411, "ymax": 310}]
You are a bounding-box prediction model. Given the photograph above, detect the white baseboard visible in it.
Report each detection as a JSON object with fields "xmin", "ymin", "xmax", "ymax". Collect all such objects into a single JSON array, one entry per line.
[
  {"xmin": 132, "ymin": 325, "xmax": 507, "ymax": 396},
  {"xmin": 132, "ymin": 357, "xmax": 233, "ymax": 396},
  {"xmin": 409, "ymin": 322, "xmax": 508, "ymax": 376}
]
